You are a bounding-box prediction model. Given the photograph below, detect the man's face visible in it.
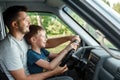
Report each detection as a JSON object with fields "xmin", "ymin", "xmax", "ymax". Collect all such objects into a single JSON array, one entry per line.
[{"xmin": 15, "ymin": 11, "xmax": 30, "ymax": 34}]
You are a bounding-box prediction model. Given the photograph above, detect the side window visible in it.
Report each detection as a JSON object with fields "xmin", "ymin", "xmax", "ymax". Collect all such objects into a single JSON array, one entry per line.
[
  {"xmin": 64, "ymin": 7, "xmax": 117, "ymax": 49},
  {"xmin": 28, "ymin": 12, "xmax": 75, "ymax": 53}
]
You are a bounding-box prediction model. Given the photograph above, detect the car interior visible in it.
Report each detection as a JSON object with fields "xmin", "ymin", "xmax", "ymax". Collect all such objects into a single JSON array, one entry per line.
[{"xmin": 0, "ymin": 0, "xmax": 120, "ymax": 80}]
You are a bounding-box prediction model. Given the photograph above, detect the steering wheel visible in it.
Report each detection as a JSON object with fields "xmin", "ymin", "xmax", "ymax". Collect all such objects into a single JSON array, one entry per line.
[
  {"xmin": 60, "ymin": 49, "xmax": 75, "ymax": 67},
  {"xmin": 60, "ymin": 40, "xmax": 80, "ymax": 67},
  {"xmin": 60, "ymin": 47, "xmax": 87, "ymax": 67}
]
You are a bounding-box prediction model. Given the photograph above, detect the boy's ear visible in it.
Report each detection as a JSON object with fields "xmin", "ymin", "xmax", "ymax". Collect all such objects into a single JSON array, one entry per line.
[{"xmin": 30, "ymin": 37, "xmax": 36, "ymax": 43}]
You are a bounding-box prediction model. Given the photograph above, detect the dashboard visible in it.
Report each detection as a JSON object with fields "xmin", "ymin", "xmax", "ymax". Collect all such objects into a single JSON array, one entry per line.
[
  {"xmin": 83, "ymin": 48, "xmax": 120, "ymax": 80},
  {"xmin": 74, "ymin": 48, "xmax": 120, "ymax": 80}
]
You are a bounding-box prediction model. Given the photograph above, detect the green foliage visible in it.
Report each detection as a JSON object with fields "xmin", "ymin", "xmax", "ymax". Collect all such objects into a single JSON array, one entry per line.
[
  {"xmin": 102, "ymin": 0, "xmax": 110, "ymax": 6},
  {"xmin": 102, "ymin": 0, "xmax": 120, "ymax": 14},
  {"xmin": 41, "ymin": 15, "xmax": 74, "ymax": 38},
  {"xmin": 28, "ymin": 13, "xmax": 38, "ymax": 25},
  {"xmin": 47, "ymin": 42, "xmax": 69, "ymax": 53},
  {"xmin": 28, "ymin": 12, "xmax": 74, "ymax": 38},
  {"xmin": 113, "ymin": 3, "xmax": 120, "ymax": 14}
]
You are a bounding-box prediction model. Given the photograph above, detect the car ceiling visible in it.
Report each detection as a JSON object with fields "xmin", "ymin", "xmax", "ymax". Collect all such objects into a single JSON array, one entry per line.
[{"xmin": 0, "ymin": 0, "xmax": 64, "ymax": 8}]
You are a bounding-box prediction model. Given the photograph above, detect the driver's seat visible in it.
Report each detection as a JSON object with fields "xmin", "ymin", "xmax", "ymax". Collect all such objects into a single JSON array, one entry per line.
[
  {"xmin": 0, "ymin": 6, "xmax": 8, "ymax": 80},
  {"xmin": 0, "ymin": 64, "xmax": 8, "ymax": 80}
]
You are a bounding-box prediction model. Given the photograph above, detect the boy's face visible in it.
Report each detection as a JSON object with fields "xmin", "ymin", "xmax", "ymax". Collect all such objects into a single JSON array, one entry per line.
[{"xmin": 35, "ymin": 30, "xmax": 47, "ymax": 48}]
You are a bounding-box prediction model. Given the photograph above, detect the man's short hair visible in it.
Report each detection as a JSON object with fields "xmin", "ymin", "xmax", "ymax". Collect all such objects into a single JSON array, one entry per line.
[{"xmin": 3, "ymin": 5, "xmax": 27, "ymax": 30}]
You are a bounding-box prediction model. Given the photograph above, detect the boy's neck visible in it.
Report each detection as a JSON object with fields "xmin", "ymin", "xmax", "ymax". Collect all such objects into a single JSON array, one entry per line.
[{"xmin": 31, "ymin": 46, "xmax": 41, "ymax": 54}]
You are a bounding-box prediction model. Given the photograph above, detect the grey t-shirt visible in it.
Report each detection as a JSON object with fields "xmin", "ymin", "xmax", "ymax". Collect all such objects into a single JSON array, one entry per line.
[{"xmin": 0, "ymin": 34, "xmax": 29, "ymax": 80}]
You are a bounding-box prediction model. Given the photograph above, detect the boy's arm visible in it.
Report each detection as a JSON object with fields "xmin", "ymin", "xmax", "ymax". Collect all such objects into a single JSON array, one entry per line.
[
  {"xmin": 48, "ymin": 53, "xmax": 58, "ymax": 59},
  {"xmin": 36, "ymin": 42, "xmax": 78, "ymax": 70}
]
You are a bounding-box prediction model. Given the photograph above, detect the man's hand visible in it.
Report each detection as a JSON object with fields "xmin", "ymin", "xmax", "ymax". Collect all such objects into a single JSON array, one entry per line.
[
  {"xmin": 51, "ymin": 65, "xmax": 68, "ymax": 75},
  {"xmin": 65, "ymin": 36, "xmax": 80, "ymax": 52},
  {"xmin": 71, "ymin": 35, "xmax": 81, "ymax": 44}
]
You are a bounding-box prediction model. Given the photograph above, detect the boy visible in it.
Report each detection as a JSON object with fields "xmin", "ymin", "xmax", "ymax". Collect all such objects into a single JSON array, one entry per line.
[{"xmin": 25, "ymin": 25, "xmax": 79, "ymax": 74}]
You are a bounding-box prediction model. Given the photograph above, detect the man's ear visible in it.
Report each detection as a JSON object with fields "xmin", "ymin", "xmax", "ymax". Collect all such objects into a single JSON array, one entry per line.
[{"xmin": 11, "ymin": 21, "xmax": 18, "ymax": 28}]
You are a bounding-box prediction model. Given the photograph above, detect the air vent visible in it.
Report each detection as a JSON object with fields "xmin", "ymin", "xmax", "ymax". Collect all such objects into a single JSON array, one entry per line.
[
  {"xmin": 115, "ymin": 68, "xmax": 120, "ymax": 80},
  {"xmin": 90, "ymin": 54, "xmax": 100, "ymax": 65},
  {"xmin": 84, "ymin": 53, "xmax": 100, "ymax": 80}
]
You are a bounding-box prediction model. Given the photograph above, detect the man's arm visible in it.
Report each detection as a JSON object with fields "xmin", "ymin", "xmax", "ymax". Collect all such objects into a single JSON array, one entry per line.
[
  {"xmin": 10, "ymin": 65, "xmax": 68, "ymax": 80},
  {"xmin": 46, "ymin": 35, "xmax": 80, "ymax": 48}
]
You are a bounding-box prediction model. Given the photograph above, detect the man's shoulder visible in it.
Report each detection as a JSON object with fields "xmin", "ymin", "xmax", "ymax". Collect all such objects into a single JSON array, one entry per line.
[
  {"xmin": 0, "ymin": 34, "xmax": 19, "ymax": 52},
  {"xmin": 0, "ymin": 36, "xmax": 9, "ymax": 46},
  {"xmin": 0, "ymin": 35, "xmax": 14, "ymax": 46}
]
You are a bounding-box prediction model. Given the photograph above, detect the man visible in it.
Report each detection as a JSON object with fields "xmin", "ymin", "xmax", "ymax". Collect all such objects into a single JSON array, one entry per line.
[{"xmin": 0, "ymin": 5, "xmax": 80, "ymax": 80}]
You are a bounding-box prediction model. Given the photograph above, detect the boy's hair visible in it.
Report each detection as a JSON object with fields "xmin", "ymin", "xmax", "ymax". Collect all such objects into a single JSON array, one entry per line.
[
  {"xmin": 3, "ymin": 5, "xmax": 27, "ymax": 30},
  {"xmin": 25, "ymin": 25, "xmax": 45, "ymax": 45}
]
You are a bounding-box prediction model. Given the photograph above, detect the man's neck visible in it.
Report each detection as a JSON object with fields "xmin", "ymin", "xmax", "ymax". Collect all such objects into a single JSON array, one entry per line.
[{"xmin": 10, "ymin": 31, "xmax": 25, "ymax": 41}]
